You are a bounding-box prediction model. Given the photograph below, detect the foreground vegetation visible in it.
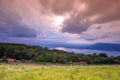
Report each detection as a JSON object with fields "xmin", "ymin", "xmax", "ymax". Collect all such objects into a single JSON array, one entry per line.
[
  {"xmin": 0, "ymin": 65, "xmax": 120, "ymax": 80},
  {"xmin": 0, "ymin": 43, "xmax": 120, "ymax": 64}
]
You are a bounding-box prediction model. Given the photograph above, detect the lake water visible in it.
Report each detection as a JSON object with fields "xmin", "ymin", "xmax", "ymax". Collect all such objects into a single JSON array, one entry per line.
[{"xmin": 54, "ymin": 47, "xmax": 120, "ymax": 56}]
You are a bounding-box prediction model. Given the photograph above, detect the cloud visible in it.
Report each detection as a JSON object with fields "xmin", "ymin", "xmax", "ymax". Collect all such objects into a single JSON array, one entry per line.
[
  {"xmin": 61, "ymin": 0, "xmax": 120, "ymax": 34},
  {"xmin": 80, "ymin": 21, "xmax": 120, "ymax": 43},
  {"xmin": 62, "ymin": 14, "xmax": 90, "ymax": 34},
  {"xmin": 0, "ymin": 0, "xmax": 120, "ymax": 44},
  {"xmin": 39, "ymin": 0, "xmax": 120, "ymax": 34},
  {"xmin": 39, "ymin": 0, "xmax": 77, "ymax": 15},
  {"xmin": 40, "ymin": 0, "xmax": 120, "ymax": 34},
  {"xmin": 85, "ymin": 35, "xmax": 109, "ymax": 41},
  {"xmin": 0, "ymin": 2, "xmax": 37, "ymax": 38},
  {"xmin": 84, "ymin": 0, "xmax": 120, "ymax": 21}
]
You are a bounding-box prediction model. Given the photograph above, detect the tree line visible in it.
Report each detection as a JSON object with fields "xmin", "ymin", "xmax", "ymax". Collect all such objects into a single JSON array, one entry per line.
[{"xmin": 0, "ymin": 43, "xmax": 120, "ymax": 64}]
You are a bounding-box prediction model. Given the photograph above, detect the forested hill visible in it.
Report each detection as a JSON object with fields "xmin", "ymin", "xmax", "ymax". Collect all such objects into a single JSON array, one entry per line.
[{"xmin": 0, "ymin": 43, "xmax": 120, "ymax": 64}]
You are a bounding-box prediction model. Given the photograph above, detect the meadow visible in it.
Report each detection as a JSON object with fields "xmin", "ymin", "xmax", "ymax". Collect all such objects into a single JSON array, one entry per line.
[{"xmin": 0, "ymin": 64, "xmax": 120, "ymax": 80}]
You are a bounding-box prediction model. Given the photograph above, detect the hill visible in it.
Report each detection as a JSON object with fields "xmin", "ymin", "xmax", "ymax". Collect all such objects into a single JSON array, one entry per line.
[{"xmin": 0, "ymin": 43, "xmax": 120, "ymax": 64}]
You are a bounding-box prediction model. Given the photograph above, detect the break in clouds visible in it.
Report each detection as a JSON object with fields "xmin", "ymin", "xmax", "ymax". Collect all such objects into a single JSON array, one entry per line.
[{"xmin": 0, "ymin": 0, "xmax": 120, "ymax": 44}]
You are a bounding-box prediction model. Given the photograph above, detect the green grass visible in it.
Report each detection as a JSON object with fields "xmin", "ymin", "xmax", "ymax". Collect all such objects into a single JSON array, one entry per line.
[{"xmin": 0, "ymin": 64, "xmax": 120, "ymax": 80}]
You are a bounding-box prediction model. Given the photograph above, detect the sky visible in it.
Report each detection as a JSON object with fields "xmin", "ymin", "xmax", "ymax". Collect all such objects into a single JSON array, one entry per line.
[{"xmin": 0, "ymin": 0, "xmax": 120, "ymax": 46}]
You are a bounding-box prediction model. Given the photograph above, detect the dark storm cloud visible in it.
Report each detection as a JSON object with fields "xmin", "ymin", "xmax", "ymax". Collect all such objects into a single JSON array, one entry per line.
[
  {"xmin": 84, "ymin": 0, "xmax": 120, "ymax": 22},
  {"xmin": 39, "ymin": 0, "xmax": 120, "ymax": 34},
  {"xmin": 0, "ymin": 9, "xmax": 37, "ymax": 38},
  {"xmin": 85, "ymin": 35, "xmax": 109, "ymax": 41},
  {"xmin": 62, "ymin": 13, "xmax": 90, "ymax": 33},
  {"xmin": 62, "ymin": 0, "xmax": 120, "ymax": 34},
  {"xmin": 0, "ymin": 0, "xmax": 120, "ymax": 44},
  {"xmin": 96, "ymin": 26, "xmax": 102, "ymax": 29}
]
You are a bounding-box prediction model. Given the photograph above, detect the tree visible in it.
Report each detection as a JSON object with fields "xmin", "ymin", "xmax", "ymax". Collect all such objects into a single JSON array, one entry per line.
[{"xmin": 98, "ymin": 53, "xmax": 108, "ymax": 57}]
